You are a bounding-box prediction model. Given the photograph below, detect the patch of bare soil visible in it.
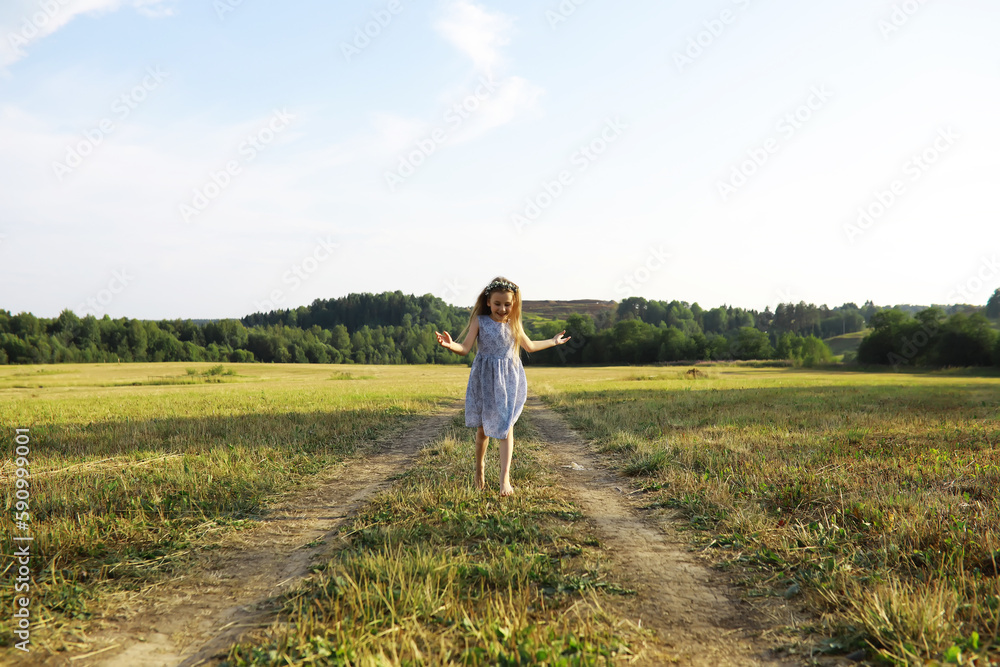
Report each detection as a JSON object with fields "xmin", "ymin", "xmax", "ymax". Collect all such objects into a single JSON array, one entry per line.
[
  {"xmin": 32, "ymin": 401, "xmax": 462, "ymax": 667},
  {"xmin": 525, "ymin": 396, "xmax": 806, "ymax": 666}
]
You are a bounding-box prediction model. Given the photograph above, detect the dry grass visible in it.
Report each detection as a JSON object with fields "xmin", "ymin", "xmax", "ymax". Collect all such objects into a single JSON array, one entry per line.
[
  {"xmin": 226, "ymin": 414, "xmax": 643, "ymax": 665},
  {"xmin": 526, "ymin": 365, "xmax": 1000, "ymax": 665},
  {"xmin": 0, "ymin": 362, "xmax": 469, "ymax": 655}
]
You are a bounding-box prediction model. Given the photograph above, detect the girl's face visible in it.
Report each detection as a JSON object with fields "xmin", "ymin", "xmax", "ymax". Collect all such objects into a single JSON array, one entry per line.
[{"xmin": 487, "ymin": 290, "xmax": 514, "ymax": 322}]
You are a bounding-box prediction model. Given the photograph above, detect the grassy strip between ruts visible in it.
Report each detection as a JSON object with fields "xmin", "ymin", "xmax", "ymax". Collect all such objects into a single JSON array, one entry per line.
[
  {"xmin": 0, "ymin": 363, "xmax": 468, "ymax": 656},
  {"xmin": 527, "ymin": 366, "xmax": 1000, "ymax": 666},
  {"xmin": 225, "ymin": 411, "xmax": 645, "ymax": 666}
]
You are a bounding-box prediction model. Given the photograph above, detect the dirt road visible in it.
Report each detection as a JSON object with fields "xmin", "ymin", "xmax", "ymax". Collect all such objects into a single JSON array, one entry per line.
[
  {"xmin": 40, "ymin": 395, "xmax": 818, "ymax": 666},
  {"xmin": 525, "ymin": 396, "xmax": 796, "ymax": 666},
  {"xmin": 50, "ymin": 401, "xmax": 463, "ymax": 667}
]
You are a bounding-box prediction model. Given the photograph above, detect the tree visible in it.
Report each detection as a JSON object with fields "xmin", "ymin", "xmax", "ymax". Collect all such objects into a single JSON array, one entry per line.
[
  {"xmin": 126, "ymin": 319, "xmax": 148, "ymax": 360},
  {"xmin": 857, "ymin": 309, "xmax": 914, "ymax": 365},
  {"xmin": 775, "ymin": 332, "xmax": 803, "ymax": 360},
  {"xmin": 935, "ymin": 313, "xmax": 997, "ymax": 367},
  {"xmin": 703, "ymin": 307, "xmax": 728, "ymax": 334},
  {"xmin": 611, "ymin": 319, "xmax": 656, "ymax": 364},
  {"xmin": 657, "ymin": 327, "xmax": 691, "ymax": 361},
  {"xmin": 51, "ymin": 309, "xmax": 81, "ymax": 344},
  {"xmin": 987, "ymin": 288, "xmax": 1000, "ymax": 319},
  {"xmin": 704, "ymin": 333, "xmax": 729, "ymax": 360},
  {"xmin": 730, "ymin": 327, "xmax": 773, "ymax": 360},
  {"xmin": 11, "ymin": 313, "xmax": 41, "ymax": 338},
  {"xmin": 331, "ymin": 324, "xmax": 351, "ymax": 353},
  {"xmin": 798, "ymin": 336, "xmax": 834, "ymax": 367}
]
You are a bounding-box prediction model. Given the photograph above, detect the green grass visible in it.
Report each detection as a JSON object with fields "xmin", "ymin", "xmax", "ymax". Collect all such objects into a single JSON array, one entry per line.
[
  {"xmin": 0, "ymin": 363, "xmax": 469, "ymax": 655},
  {"xmin": 824, "ymin": 329, "xmax": 870, "ymax": 358},
  {"xmin": 225, "ymin": 413, "xmax": 640, "ymax": 666},
  {"xmin": 526, "ymin": 366, "xmax": 1000, "ymax": 665},
  {"xmin": 7, "ymin": 362, "xmax": 1000, "ymax": 664}
]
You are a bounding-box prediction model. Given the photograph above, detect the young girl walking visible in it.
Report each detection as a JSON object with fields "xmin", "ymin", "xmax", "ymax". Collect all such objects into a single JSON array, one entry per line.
[{"xmin": 435, "ymin": 277, "xmax": 571, "ymax": 497}]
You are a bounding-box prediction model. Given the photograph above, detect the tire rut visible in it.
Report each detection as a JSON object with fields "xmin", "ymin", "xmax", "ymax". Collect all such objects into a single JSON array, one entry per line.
[
  {"xmin": 525, "ymin": 395, "xmax": 795, "ymax": 666},
  {"xmin": 42, "ymin": 401, "xmax": 462, "ymax": 667}
]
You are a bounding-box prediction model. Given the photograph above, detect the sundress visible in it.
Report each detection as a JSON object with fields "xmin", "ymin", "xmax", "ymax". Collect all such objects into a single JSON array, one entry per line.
[{"xmin": 464, "ymin": 314, "xmax": 528, "ymax": 439}]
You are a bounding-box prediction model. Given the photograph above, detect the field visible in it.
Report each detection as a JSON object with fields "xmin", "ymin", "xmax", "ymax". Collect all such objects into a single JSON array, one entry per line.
[
  {"xmin": 530, "ymin": 366, "xmax": 1000, "ymax": 664},
  {"xmin": 0, "ymin": 363, "xmax": 469, "ymax": 662},
  {"xmin": 1, "ymin": 363, "xmax": 999, "ymax": 665}
]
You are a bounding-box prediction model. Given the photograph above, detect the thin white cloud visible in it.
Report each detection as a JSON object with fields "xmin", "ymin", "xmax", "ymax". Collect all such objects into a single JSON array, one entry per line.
[
  {"xmin": 434, "ymin": 0, "xmax": 513, "ymax": 74},
  {"xmin": 355, "ymin": 2, "xmax": 545, "ymax": 158},
  {"xmin": 0, "ymin": 0, "xmax": 175, "ymax": 69}
]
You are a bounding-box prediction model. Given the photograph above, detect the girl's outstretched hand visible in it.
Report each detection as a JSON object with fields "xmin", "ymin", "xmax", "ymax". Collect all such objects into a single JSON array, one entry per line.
[
  {"xmin": 435, "ymin": 331, "xmax": 453, "ymax": 349},
  {"xmin": 552, "ymin": 330, "xmax": 571, "ymax": 345}
]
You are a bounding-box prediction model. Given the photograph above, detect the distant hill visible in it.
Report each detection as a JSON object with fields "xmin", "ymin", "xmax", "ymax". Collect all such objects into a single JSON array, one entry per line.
[
  {"xmin": 522, "ymin": 300, "xmax": 616, "ymax": 320},
  {"xmin": 824, "ymin": 329, "xmax": 870, "ymax": 358}
]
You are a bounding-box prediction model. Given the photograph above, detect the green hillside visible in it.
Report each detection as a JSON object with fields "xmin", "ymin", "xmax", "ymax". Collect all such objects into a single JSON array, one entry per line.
[{"xmin": 824, "ymin": 329, "xmax": 870, "ymax": 357}]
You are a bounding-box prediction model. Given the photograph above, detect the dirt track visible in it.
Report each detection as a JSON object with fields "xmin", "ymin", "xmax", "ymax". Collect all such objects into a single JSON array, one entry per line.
[
  {"xmin": 37, "ymin": 395, "xmax": 815, "ymax": 666},
  {"xmin": 42, "ymin": 401, "xmax": 463, "ymax": 667},
  {"xmin": 524, "ymin": 396, "xmax": 794, "ymax": 666}
]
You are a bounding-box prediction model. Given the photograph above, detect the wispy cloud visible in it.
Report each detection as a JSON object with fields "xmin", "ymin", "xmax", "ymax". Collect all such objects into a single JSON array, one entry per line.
[
  {"xmin": 0, "ymin": 0, "xmax": 175, "ymax": 69},
  {"xmin": 434, "ymin": 0, "xmax": 513, "ymax": 75},
  {"xmin": 360, "ymin": 1, "xmax": 545, "ymax": 160}
]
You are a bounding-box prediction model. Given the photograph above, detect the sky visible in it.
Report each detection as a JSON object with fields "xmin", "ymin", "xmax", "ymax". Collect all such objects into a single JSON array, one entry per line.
[{"xmin": 1, "ymin": 0, "xmax": 998, "ymax": 320}]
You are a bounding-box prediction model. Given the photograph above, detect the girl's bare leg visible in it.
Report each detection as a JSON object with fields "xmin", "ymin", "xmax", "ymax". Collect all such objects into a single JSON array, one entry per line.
[
  {"xmin": 499, "ymin": 426, "xmax": 514, "ymax": 497},
  {"xmin": 474, "ymin": 426, "xmax": 488, "ymax": 490}
]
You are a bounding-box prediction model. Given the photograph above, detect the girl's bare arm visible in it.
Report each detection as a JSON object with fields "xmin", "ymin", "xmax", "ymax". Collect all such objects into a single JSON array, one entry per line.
[
  {"xmin": 518, "ymin": 329, "xmax": 571, "ymax": 353},
  {"xmin": 435, "ymin": 317, "xmax": 479, "ymax": 355}
]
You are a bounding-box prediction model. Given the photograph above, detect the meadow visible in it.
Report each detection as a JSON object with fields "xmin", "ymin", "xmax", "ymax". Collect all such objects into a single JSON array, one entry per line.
[
  {"xmin": 529, "ymin": 365, "xmax": 1000, "ymax": 664},
  {"xmin": 1, "ymin": 362, "xmax": 998, "ymax": 665},
  {"xmin": 0, "ymin": 363, "xmax": 470, "ymax": 656},
  {"xmin": 225, "ymin": 412, "xmax": 642, "ymax": 666}
]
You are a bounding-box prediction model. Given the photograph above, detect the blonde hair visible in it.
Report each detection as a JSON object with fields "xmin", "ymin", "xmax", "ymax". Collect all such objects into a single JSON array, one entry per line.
[{"xmin": 459, "ymin": 276, "xmax": 526, "ymax": 358}]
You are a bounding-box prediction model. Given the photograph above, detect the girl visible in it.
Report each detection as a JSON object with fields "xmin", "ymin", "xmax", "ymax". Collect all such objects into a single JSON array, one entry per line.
[{"xmin": 435, "ymin": 277, "xmax": 571, "ymax": 497}]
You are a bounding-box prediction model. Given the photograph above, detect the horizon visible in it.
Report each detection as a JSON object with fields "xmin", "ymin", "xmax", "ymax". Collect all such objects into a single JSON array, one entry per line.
[
  {"xmin": 2, "ymin": 1, "xmax": 998, "ymax": 319},
  {"xmin": 9, "ymin": 290, "xmax": 992, "ymax": 324}
]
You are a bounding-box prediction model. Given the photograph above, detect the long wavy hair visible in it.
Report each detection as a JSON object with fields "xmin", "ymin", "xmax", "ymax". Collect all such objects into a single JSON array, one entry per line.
[{"xmin": 458, "ymin": 276, "xmax": 526, "ymax": 358}]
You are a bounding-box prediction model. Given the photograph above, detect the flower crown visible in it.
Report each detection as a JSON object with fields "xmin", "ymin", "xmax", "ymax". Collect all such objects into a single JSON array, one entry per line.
[{"xmin": 483, "ymin": 279, "xmax": 518, "ymax": 295}]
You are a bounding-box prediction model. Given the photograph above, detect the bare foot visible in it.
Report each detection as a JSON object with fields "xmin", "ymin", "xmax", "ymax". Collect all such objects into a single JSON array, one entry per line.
[
  {"xmin": 500, "ymin": 482, "xmax": 514, "ymax": 497},
  {"xmin": 474, "ymin": 466, "xmax": 485, "ymax": 491}
]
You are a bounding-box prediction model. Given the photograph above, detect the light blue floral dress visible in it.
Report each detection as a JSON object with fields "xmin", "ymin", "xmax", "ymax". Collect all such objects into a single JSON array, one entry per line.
[{"xmin": 465, "ymin": 315, "xmax": 528, "ymax": 439}]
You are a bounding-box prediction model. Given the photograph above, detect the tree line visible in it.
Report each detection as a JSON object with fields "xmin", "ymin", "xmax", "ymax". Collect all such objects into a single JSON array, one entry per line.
[
  {"xmin": 857, "ymin": 307, "xmax": 1000, "ymax": 368},
  {"xmin": 1, "ymin": 289, "xmax": 998, "ymax": 368}
]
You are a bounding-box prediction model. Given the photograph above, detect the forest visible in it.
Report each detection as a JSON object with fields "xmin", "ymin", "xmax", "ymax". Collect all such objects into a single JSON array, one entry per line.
[{"xmin": 1, "ymin": 289, "xmax": 999, "ymax": 368}]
